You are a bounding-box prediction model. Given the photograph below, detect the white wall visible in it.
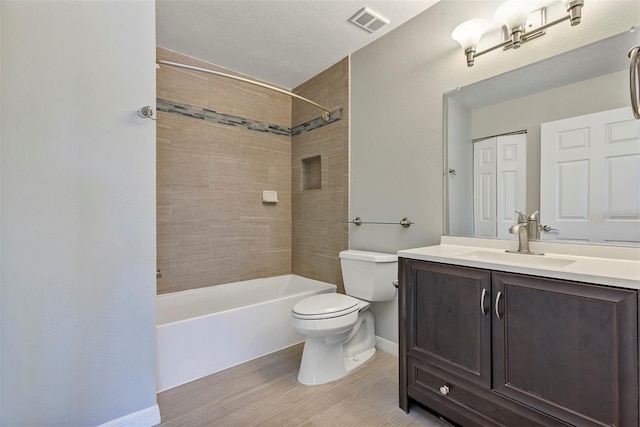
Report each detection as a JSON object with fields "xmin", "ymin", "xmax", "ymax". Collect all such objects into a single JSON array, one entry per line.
[
  {"xmin": 446, "ymin": 98, "xmax": 473, "ymax": 236},
  {"xmin": 1, "ymin": 1, "xmax": 158, "ymax": 425},
  {"xmin": 351, "ymin": 0, "xmax": 640, "ymax": 343}
]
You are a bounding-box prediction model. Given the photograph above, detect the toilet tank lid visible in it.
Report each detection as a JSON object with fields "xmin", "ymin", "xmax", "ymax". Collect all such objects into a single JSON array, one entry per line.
[{"xmin": 339, "ymin": 250, "xmax": 398, "ymax": 262}]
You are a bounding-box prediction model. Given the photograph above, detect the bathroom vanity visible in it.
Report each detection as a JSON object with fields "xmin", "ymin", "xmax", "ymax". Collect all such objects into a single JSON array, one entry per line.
[{"xmin": 398, "ymin": 237, "xmax": 640, "ymax": 427}]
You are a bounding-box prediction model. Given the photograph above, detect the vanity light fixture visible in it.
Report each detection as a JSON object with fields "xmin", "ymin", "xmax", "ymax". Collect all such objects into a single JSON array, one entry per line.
[{"xmin": 451, "ymin": 0, "xmax": 583, "ymax": 67}]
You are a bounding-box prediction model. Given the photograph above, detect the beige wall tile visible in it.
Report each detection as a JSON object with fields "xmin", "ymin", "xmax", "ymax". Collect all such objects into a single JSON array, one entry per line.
[
  {"xmin": 170, "ymin": 114, "xmax": 242, "ymax": 156},
  {"xmin": 171, "ymin": 186, "xmax": 241, "ymax": 222},
  {"xmin": 158, "ymin": 46, "xmax": 292, "ymax": 128},
  {"xmin": 157, "ymin": 220, "xmax": 211, "ymax": 260},
  {"xmin": 209, "ymin": 156, "xmax": 268, "ymax": 187},
  {"xmin": 269, "ymin": 220, "xmax": 292, "ymax": 251},
  {"xmin": 157, "ymin": 112, "xmax": 172, "ymax": 145},
  {"xmin": 157, "ymin": 185, "xmax": 172, "ymax": 223},
  {"xmin": 292, "ymin": 59, "xmax": 347, "ymax": 127},
  {"xmin": 209, "ymin": 80, "xmax": 291, "ymax": 129},
  {"xmin": 239, "ymin": 249, "xmax": 291, "ymax": 281},
  {"xmin": 291, "ymin": 57, "xmax": 349, "ymax": 290},
  {"xmin": 268, "ymin": 166, "xmax": 293, "ymax": 199},
  {"xmin": 157, "ymin": 47, "xmax": 346, "ymax": 294},
  {"xmin": 169, "ymin": 253, "xmax": 242, "ymax": 292},
  {"xmin": 157, "ymin": 145, "xmax": 210, "ymax": 188},
  {"xmin": 157, "ymin": 66, "xmax": 210, "ymax": 109},
  {"xmin": 240, "ymin": 130, "xmax": 290, "ymax": 163},
  {"xmin": 157, "ymin": 52, "xmax": 292, "ymax": 292},
  {"xmin": 156, "ymin": 258, "xmax": 171, "ymax": 294}
]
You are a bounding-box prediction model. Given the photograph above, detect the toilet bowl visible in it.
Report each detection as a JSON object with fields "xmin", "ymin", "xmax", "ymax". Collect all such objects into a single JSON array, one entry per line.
[{"xmin": 291, "ymin": 250, "xmax": 398, "ymax": 385}]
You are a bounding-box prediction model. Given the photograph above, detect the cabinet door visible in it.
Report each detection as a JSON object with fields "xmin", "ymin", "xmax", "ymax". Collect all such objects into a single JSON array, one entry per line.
[
  {"xmin": 405, "ymin": 260, "xmax": 492, "ymax": 389},
  {"xmin": 492, "ymin": 272, "xmax": 639, "ymax": 427}
]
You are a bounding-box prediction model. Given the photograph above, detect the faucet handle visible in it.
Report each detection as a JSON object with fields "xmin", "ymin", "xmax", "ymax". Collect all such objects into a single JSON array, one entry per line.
[
  {"xmin": 528, "ymin": 210, "xmax": 539, "ymax": 221},
  {"xmin": 515, "ymin": 210, "xmax": 527, "ymax": 223}
]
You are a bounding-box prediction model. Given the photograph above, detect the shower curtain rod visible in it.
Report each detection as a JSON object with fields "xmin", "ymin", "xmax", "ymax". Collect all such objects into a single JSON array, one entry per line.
[{"xmin": 156, "ymin": 60, "xmax": 332, "ymax": 122}]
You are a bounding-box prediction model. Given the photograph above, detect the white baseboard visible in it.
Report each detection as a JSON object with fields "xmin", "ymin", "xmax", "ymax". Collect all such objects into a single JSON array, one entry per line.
[
  {"xmin": 97, "ymin": 404, "xmax": 161, "ymax": 427},
  {"xmin": 375, "ymin": 335, "xmax": 398, "ymax": 357}
]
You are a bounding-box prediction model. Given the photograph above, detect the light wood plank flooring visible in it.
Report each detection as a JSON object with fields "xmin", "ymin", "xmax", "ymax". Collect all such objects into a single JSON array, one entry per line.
[{"xmin": 157, "ymin": 344, "xmax": 453, "ymax": 426}]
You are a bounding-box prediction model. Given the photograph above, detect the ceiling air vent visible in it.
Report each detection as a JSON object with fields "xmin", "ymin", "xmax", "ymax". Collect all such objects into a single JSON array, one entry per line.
[{"xmin": 349, "ymin": 7, "xmax": 390, "ymax": 33}]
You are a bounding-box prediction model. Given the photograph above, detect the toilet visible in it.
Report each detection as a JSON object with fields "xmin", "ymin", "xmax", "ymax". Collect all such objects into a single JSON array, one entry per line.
[{"xmin": 291, "ymin": 250, "xmax": 398, "ymax": 385}]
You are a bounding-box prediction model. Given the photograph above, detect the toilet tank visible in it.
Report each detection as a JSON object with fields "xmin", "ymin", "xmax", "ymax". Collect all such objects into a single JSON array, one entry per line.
[{"xmin": 339, "ymin": 250, "xmax": 398, "ymax": 302}]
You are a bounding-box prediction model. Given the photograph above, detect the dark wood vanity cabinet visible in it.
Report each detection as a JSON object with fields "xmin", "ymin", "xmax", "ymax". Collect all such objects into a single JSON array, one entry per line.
[{"xmin": 399, "ymin": 258, "xmax": 639, "ymax": 427}]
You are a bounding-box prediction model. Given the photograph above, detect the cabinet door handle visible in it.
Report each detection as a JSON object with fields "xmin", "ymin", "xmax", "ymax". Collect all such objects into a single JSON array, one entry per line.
[
  {"xmin": 480, "ymin": 288, "xmax": 487, "ymax": 315},
  {"xmin": 495, "ymin": 291, "xmax": 503, "ymax": 320}
]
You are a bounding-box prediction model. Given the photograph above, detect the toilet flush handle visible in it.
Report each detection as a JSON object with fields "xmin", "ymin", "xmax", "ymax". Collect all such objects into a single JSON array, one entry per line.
[{"xmin": 392, "ymin": 280, "xmax": 399, "ymax": 288}]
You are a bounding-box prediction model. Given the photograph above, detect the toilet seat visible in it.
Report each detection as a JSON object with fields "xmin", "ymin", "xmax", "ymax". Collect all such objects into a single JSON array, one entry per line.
[{"xmin": 292, "ymin": 293, "xmax": 361, "ymax": 320}]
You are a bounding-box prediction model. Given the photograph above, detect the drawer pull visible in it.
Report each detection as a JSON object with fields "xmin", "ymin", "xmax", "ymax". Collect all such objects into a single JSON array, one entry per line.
[{"xmin": 439, "ymin": 385, "xmax": 450, "ymax": 395}]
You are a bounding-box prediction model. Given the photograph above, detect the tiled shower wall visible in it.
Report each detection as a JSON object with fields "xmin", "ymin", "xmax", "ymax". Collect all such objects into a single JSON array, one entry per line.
[
  {"xmin": 156, "ymin": 46, "xmax": 348, "ymax": 294},
  {"xmin": 156, "ymin": 47, "xmax": 292, "ymax": 294},
  {"xmin": 292, "ymin": 58, "xmax": 349, "ymax": 294}
]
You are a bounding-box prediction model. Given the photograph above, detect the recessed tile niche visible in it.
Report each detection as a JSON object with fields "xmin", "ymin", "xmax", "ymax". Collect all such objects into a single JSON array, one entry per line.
[{"xmin": 302, "ymin": 155, "xmax": 321, "ymax": 190}]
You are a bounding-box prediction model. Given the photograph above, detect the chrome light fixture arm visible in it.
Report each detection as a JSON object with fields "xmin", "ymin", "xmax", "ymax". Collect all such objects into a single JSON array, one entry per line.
[{"xmin": 453, "ymin": 0, "xmax": 583, "ymax": 67}]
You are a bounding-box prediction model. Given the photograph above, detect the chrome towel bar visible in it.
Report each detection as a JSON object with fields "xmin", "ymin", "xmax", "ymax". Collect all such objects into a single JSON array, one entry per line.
[{"xmin": 346, "ymin": 217, "xmax": 414, "ymax": 228}]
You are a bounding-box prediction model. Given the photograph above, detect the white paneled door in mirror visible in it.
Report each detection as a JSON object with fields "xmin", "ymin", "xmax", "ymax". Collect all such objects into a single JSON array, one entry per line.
[
  {"xmin": 474, "ymin": 138, "xmax": 497, "ymax": 238},
  {"xmin": 473, "ymin": 134, "xmax": 527, "ymax": 239},
  {"xmin": 496, "ymin": 134, "xmax": 527, "ymax": 239},
  {"xmin": 541, "ymin": 107, "xmax": 640, "ymax": 244}
]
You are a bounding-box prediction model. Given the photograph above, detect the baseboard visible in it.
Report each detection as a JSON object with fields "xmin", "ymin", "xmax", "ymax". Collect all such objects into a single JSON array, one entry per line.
[
  {"xmin": 375, "ymin": 335, "xmax": 398, "ymax": 357},
  {"xmin": 97, "ymin": 404, "xmax": 161, "ymax": 427}
]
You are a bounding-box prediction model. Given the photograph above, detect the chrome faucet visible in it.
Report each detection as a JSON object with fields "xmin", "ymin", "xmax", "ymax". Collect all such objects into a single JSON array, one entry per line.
[
  {"xmin": 527, "ymin": 211, "xmax": 542, "ymax": 240},
  {"xmin": 506, "ymin": 210, "xmax": 543, "ymax": 255}
]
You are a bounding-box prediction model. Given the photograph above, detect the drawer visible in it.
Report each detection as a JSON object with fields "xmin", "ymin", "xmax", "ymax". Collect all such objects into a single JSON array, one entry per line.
[{"xmin": 407, "ymin": 357, "xmax": 569, "ymax": 427}]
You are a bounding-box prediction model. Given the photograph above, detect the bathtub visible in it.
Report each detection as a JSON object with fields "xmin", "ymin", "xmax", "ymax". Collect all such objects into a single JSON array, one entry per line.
[{"xmin": 156, "ymin": 274, "xmax": 336, "ymax": 392}]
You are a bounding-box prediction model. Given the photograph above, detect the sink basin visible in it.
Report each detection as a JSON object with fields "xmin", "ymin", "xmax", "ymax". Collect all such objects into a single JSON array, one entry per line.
[{"xmin": 457, "ymin": 251, "xmax": 576, "ymax": 268}]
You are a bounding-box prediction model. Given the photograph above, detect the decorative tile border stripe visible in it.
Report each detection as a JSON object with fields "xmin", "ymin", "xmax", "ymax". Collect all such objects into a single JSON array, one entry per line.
[
  {"xmin": 156, "ymin": 98, "xmax": 342, "ymax": 137},
  {"xmin": 291, "ymin": 109, "xmax": 343, "ymax": 136}
]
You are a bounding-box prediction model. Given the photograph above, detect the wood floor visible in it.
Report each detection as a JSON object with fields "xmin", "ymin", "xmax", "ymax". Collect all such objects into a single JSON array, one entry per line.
[{"xmin": 157, "ymin": 344, "xmax": 453, "ymax": 427}]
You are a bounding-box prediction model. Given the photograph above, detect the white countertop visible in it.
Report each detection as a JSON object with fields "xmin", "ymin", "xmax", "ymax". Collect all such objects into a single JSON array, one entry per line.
[{"xmin": 398, "ymin": 236, "xmax": 640, "ymax": 290}]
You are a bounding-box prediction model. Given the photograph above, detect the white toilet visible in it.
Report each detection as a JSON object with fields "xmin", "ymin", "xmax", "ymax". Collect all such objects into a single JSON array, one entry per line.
[{"xmin": 291, "ymin": 249, "xmax": 398, "ymax": 385}]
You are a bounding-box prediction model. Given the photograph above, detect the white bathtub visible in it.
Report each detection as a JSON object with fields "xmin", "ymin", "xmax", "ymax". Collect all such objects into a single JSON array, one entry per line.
[{"xmin": 156, "ymin": 274, "xmax": 336, "ymax": 392}]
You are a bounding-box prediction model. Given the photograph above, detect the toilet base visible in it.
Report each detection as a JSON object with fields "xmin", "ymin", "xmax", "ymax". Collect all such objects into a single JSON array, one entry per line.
[
  {"xmin": 296, "ymin": 310, "xmax": 376, "ymax": 386},
  {"xmin": 344, "ymin": 347, "xmax": 376, "ymax": 373},
  {"xmin": 297, "ymin": 340, "xmax": 376, "ymax": 386}
]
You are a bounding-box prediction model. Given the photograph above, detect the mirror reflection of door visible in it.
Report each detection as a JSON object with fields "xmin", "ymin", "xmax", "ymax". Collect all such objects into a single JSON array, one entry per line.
[
  {"xmin": 473, "ymin": 133, "xmax": 527, "ymax": 239},
  {"xmin": 444, "ymin": 30, "xmax": 637, "ymax": 245},
  {"xmin": 540, "ymin": 107, "xmax": 640, "ymax": 244}
]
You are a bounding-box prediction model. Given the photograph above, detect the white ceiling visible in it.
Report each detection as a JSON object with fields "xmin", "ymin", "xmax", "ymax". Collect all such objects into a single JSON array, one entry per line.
[{"xmin": 156, "ymin": 0, "xmax": 441, "ymax": 89}]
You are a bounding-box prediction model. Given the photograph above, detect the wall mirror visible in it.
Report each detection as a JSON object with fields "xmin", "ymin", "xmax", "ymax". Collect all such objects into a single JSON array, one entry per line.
[{"xmin": 444, "ymin": 29, "xmax": 640, "ymax": 246}]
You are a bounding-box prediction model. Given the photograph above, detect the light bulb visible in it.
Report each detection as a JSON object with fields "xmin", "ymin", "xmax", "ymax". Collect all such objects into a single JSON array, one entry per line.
[
  {"xmin": 494, "ymin": 0, "xmax": 534, "ymax": 31},
  {"xmin": 451, "ymin": 18, "xmax": 489, "ymax": 50}
]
